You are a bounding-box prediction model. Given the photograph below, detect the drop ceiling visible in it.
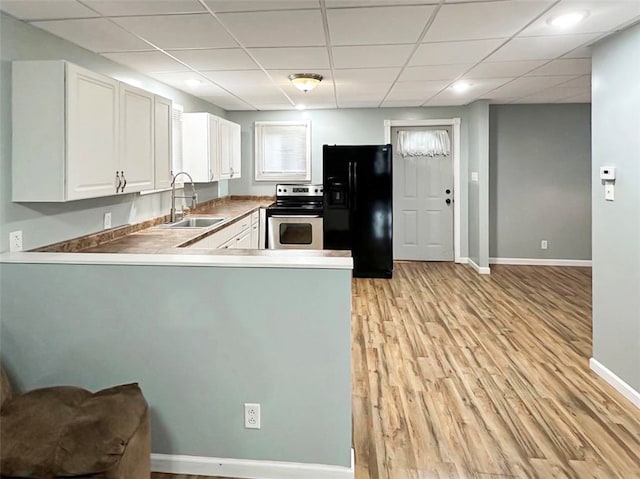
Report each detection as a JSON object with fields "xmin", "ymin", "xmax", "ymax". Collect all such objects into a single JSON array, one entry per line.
[{"xmin": 2, "ymin": 0, "xmax": 639, "ymax": 111}]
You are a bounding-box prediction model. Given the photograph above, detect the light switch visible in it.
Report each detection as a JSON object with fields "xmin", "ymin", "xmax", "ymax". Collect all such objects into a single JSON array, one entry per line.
[
  {"xmin": 471, "ymin": 171, "xmax": 479, "ymax": 182},
  {"xmin": 605, "ymin": 183, "xmax": 615, "ymax": 201}
]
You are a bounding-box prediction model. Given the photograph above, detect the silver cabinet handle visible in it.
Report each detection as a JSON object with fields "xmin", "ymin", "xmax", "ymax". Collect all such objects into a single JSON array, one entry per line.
[
  {"xmin": 115, "ymin": 171, "xmax": 122, "ymax": 193},
  {"xmin": 120, "ymin": 171, "xmax": 127, "ymax": 192}
]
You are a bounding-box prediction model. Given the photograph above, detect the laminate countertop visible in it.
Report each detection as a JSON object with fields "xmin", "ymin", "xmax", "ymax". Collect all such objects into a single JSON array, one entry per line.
[{"xmin": 81, "ymin": 199, "xmax": 273, "ymax": 254}]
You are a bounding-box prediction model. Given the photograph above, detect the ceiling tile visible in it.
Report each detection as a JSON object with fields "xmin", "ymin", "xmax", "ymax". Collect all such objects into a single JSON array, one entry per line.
[
  {"xmin": 31, "ymin": 18, "xmax": 151, "ymax": 52},
  {"xmin": 205, "ymin": 0, "xmax": 320, "ymax": 12},
  {"xmin": 202, "ymin": 95, "xmax": 256, "ymax": 110},
  {"xmin": 217, "ymin": 9, "xmax": 325, "ymax": 47},
  {"xmin": 399, "ymin": 64, "xmax": 472, "ymax": 81},
  {"xmin": 488, "ymin": 75, "xmax": 581, "ymax": 99},
  {"xmin": 327, "ymin": 0, "xmax": 437, "ymax": 6},
  {"xmin": 527, "ymin": 58, "xmax": 591, "ymax": 76},
  {"xmin": 385, "ymin": 80, "xmax": 449, "ymax": 102},
  {"xmin": 112, "ymin": 14, "xmax": 237, "ymax": 49},
  {"xmin": 168, "ymin": 48, "xmax": 258, "ymax": 70},
  {"xmin": 248, "ymin": 47, "xmax": 329, "ymax": 69},
  {"xmin": 487, "ymin": 33, "xmax": 601, "ymax": 62},
  {"xmin": 556, "ymin": 75, "xmax": 591, "ymax": 89},
  {"xmin": 411, "ymin": 39, "xmax": 504, "ymax": 66},
  {"xmin": 202, "ymin": 70, "xmax": 274, "ymax": 89},
  {"xmin": 381, "ymin": 99, "xmax": 428, "ymax": 108},
  {"xmin": 147, "ymin": 71, "xmax": 230, "ymax": 95},
  {"xmin": 228, "ymin": 89, "xmax": 289, "ymax": 104},
  {"xmin": 427, "ymin": 77, "xmax": 513, "ymax": 104},
  {"xmin": 85, "ymin": 0, "xmax": 205, "ymax": 16},
  {"xmin": 515, "ymin": 86, "xmax": 589, "ymax": 103},
  {"xmin": 422, "ymin": 96, "xmax": 469, "ymax": 106},
  {"xmin": 0, "ymin": 0, "xmax": 98, "ymax": 20},
  {"xmin": 337, "ymin": 82, "xmax": 392, "ymax": 97},
  {"xmin": 560, "ymin": 90, "xmax": 591, "ymax": 103},
  {"xmin": 423, "ymin": 1, "xmax": 553, "ymax": 43},
  {"xmin": 333, "ymin": 45, "xmax": 414, "ymax": 68},
  {"xmin": 519, "ymin": 1, "xmax": 640, "ymax": 38},
  {"xmin": 562, "ymin": 45, "xmax": 593, "ymax": 58},
  {"xmin": 466, "ymin": 60, "xmax": 546, "ymax": 79},
  {"xmin": 102, "ymin": 51, "xmax": 190, "ymax": 72},
  {"xmin": 333, "ymin": 68, "xmax": 401, "ymax": 83},
  {"xmin": 328, "ymin": 5, "xmax": 436, "ymax": 46}
]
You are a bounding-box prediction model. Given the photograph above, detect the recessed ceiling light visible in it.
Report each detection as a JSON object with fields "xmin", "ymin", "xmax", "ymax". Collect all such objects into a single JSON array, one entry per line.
[
  {"xmin": 185, "ymin": 78, "xmax": 202, "ymax": 87},
  {"xmin": 549, "ymin": 11, "xmax": 588, "ymax": 29},
  {"xmin": 451, "ymin": 81, "xmax": 471, "ymax": 93},
  {"xmin": 295, "ymin": 104, "xmax": 306, "ymax": 111}
]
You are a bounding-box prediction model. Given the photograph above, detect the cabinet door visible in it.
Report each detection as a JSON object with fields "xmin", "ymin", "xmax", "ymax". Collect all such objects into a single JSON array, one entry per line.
[
  {"xmin": 209, "ymin": 115, "xmax": 221, "ymax": 182},
  {"xmin": 230, "ymin": 121, "xmax": 241, "ymax": 179},
  {"xmin": 218, "ymin": 119, "xmax": 232, "ymax": 180},
  {"xmin": 250, "ymin": 223, "xmax": 259, "ymax": 249},
  {"xmin": 154, "ymin": 95, "xmax": 172, "ymax": 190},
  {"xmin": 119, "ymin": 83, "xmax": 154, "ymax": 193},
  {"xmin": 235, "ymin": 230, "xmax": 252, "ymax": 249},
  {"xmin": 66, "ymin": 64, "xmax": 119, "ymax": 200}
]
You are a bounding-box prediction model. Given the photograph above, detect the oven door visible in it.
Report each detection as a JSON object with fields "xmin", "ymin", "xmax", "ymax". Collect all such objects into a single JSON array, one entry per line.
[{"xmin": 268, "ymin": 215, "xmax": 323, "ymax": 249}]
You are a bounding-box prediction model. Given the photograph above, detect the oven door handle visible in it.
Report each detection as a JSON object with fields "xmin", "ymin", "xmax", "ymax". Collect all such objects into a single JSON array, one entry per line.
[{"xmin": 269, "ymin": 215, "xmax": 322, "ymax": 218}]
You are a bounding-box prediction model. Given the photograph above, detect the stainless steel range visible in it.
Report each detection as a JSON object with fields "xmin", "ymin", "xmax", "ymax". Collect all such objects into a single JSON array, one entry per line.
[{"xmin": 266, "ymin": 184, "xmax": 324, "ymax": 249}]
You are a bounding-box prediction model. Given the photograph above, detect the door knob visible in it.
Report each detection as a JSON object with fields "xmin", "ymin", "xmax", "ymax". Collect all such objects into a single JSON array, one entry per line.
[
  {"xmin": 445, "ymin": 198, "xmax": 451, "ymax": 205},
  {"xmin": 445, "ymin": 189, "xmax": 451, "ymax": 194}
]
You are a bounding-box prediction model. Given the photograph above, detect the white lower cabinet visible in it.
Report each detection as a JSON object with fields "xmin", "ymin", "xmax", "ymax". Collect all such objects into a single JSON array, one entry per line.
[{"xmin": 186, "ymin": 211, "xmax": 258, "ymax": 250}]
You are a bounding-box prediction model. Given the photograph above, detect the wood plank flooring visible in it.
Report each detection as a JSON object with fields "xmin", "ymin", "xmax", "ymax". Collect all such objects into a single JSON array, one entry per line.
[{"xmin": 153, "ymin": 262, "xmax": 640, "ymax": 479}]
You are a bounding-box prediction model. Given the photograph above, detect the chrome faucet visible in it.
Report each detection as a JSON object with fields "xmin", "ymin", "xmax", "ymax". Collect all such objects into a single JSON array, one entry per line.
[{"xmin": 170, "ymin": 171, "xmax": 198, "ymax": 222}]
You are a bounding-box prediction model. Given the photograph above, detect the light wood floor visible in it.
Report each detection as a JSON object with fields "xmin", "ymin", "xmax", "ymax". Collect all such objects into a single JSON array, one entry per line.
[{"xmin": 153, "ymin": 262, "xmax": 640, "ymax": 479}]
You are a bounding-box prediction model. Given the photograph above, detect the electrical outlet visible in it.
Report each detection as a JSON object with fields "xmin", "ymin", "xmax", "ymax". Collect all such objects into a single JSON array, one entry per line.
[
  {"xmin": 541, "ymin": 240, "xmax": 548, "ymax": 250},
  {"xmin": 9, "ymin": 231, "xmax": 23, "ymax": 252},
  {"xmin": 244, "ymin": 403, "xmax": 261, "ymax": 429},
  {"xmin": 103, "ymin": 212, "xmax": 112, "ymax": 229}
]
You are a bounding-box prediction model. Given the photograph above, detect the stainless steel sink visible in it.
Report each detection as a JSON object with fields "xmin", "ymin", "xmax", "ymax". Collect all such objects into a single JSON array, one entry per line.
[{"xmin": 161, "ymin": 217, "xmax": 225, "ymax": 228}]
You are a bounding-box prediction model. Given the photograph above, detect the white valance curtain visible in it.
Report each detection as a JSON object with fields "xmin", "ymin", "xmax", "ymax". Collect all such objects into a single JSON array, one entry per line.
[{"xmin": 397, "ymin": 130, "xmax": 451, "ymax": 158}]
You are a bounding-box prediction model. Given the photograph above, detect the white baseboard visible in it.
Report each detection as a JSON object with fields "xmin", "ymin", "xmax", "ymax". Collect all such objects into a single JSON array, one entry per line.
[
  {"xmin": 457, "ymin": 257, "xmax": 469, "ymax": 264},
  {"xmin": 468, "ymin": 258, "xmax": 491, "ymax": 275},
  {"xmin": 489, "ymin": 257, "xmax": 592, "ymax": 267},
  {"xmin": 151, "ymin": 449, "xmax": 355, "ymax": 479},
  {"xmin": 590, "ymin": 358, "xmax": 640, "ymax": 409}
]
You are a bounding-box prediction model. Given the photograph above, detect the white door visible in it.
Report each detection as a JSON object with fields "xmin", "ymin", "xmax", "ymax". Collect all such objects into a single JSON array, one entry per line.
[
  {"xmin": 393, "ymin": 126, "xmax": 454, "ymax": 261},
  {"xmin": 154, "ymin": 95, "xmax": 173, "ymax": 190},
  {"xmin": 119, "ymin": 83, "xmax": 154, "ymax": 193},
  {"xmin": 66, "ymin": 64, "xmax": 119, "ymax": 200}
]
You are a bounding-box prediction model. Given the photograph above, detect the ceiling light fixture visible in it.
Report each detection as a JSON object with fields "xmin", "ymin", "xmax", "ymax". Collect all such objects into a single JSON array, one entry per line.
[
  {"xmin": 295, "ymin": 104, "xmax": 306, "ymax": 110},
  {"xmin": 185, "ymin": 78, "xmax": 202, "ymax": 87},
  {"xmin": 288, "ymin": 73, "xmax": 323, "ymax": 92},
  {"xmin": 549, "ymin": 11, "xmax": 588, "ymax": 29},
  {"xmin": 452, "ymin": 81, "xmax": 471, "ymax": 93}
]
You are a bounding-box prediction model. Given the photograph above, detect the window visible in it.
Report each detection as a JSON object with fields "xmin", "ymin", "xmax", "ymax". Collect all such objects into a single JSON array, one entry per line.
[{"xmin": 254, "ymin": 120, "xmax": 311, "ymax": 181}]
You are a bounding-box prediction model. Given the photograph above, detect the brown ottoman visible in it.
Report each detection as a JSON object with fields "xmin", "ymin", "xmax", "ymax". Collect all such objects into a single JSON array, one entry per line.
[{"xmin": 0, "ymin": 366, "xmax": 150, "ymax": 479}]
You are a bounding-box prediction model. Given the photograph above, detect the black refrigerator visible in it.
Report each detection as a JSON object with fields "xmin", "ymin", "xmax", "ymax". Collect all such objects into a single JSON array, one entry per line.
[{"xmin": 323, "ymin": 144, "xmax": 393, "ymax": 278}]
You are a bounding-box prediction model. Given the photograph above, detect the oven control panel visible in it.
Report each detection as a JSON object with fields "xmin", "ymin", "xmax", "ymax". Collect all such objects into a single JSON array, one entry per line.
[{"xmin": 276, "ymin": 184, "xmax": 323, "ymax": 197}]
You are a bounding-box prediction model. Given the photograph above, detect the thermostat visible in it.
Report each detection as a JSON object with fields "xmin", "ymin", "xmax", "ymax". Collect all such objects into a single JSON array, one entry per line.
[{"xmin": 600, "ymin": 166, "xmax": 616, "ymax": 181}]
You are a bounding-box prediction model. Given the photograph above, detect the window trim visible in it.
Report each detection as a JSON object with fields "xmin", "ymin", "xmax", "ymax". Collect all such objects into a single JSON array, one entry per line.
[{"xmin": 254, "ymin": 120, "xmax": 311, "ymax": 182}]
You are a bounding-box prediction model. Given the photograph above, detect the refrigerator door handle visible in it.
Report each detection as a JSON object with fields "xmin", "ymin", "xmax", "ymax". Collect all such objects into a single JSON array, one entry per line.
[{"xmin": 349, "ymin": 161, "xmax": 357, "ymax": 212}]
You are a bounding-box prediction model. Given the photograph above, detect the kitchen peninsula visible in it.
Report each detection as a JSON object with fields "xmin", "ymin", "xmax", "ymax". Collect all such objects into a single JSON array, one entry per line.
[{"xmin": 0, "ymin": 197, "xmax": 354, "ymax": 478}]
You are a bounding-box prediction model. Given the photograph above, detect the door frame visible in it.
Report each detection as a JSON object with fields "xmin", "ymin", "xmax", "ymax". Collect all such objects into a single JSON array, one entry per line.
[{"xmin": 384, "ymin": 118, "xmax": 462, "ymax": 263}]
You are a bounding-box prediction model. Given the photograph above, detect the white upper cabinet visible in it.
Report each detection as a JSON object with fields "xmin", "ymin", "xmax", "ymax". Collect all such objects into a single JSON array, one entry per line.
[
  {"xmin": 13, "ymin": 61, "xmax": 120, "ymax": 201},
  {"xmin": 154, "ymin": 95, "xmax": 173, "ymax": 190},
  {"xmin": 119, "ymin": 83, "xmax": 154, "ymax": 193},
  {"xmin": 12, "ymin": 60, "xmax": 175, "ymax": 202},
  {"xmin": 183, "ymin": 113, "xmax": 241, "ymax": 183},
  {"xmin": 183, "ymin": 113, "xmax": 220, "ymax": 183},
  {"xmin": 219, "ymin": 118, "xmax": 242, "ymax": 180}
]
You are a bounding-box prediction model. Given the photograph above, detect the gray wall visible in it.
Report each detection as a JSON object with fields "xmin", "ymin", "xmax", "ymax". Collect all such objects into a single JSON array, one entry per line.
[
  {"xmin": 0, "ymin": 13, "xmax": 228, "ymax": 252},
  {"xmin": 591, "ymin": 24, "xmax": 640, "ymax": 392},
  {"xmin": 228, "ymin": 107, "xmax": 471, "ymax": 258},
  {"xmin": 0, "ymin": 262, "xmax": 353, "ymax": 467},
  {"xmin": 489, "ymin": 104, "xmax": 592, "ymax": 260},
  {"xmin": 468, "ymin": 100, "xmax": 490, "ymax": 268}
]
